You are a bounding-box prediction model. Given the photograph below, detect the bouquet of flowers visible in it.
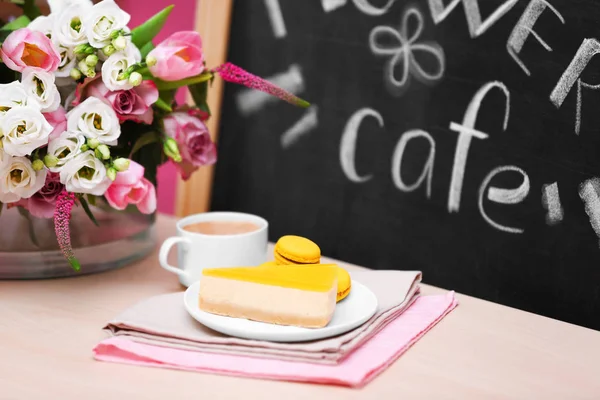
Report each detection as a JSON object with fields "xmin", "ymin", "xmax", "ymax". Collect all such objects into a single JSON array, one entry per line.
[{"xmin": 0, "ymin": 0, "xmax": 308, "ymax": 270}]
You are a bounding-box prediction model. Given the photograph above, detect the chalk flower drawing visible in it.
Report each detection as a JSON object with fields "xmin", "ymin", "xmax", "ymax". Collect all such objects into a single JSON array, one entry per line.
[{"xmin": 369, "ymin": 6, "xmax": 445, "ymax": 96}]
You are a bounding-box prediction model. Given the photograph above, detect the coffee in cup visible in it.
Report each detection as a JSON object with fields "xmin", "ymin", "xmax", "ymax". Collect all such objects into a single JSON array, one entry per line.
[
  {"xmin": 159, "ymin": 212, "xmax": 268, "ymax": 287},
  {"xmin": 182, "ymin": 221, "xmax": 261, "ymax": 235}
]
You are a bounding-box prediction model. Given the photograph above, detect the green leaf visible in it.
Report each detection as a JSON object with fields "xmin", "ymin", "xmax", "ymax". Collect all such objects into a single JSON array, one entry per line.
[
  {"xmin": 158, "ymin": 89, "xmax": 176, "ymax": 106},
  {"xmin": 0, "ymin": 29, "xmax": 13, "ymax": 43},
  {"xmin": 154, "ymin": 72, "xmax": 213, "ymax": 91},
  {"xmin": 140, "ymin": 42, "xmax": 155, "ymax": 58},
  {"xmin": 131, "ymin": 5, "xmax": 174, "ymax": 49},
  {"xmin": 87, "ymin": 194, "xmax": 96, "ymax": 207},
  {"xmin": 153, "ymin": 97, "xmax": 172, "ymax": 112},
  {"xmin": 2, "ymin": 15, "xmax": 31, "ymax": 30},
  {"xmin": 189, "ymin": 80, "xmax": 211, "ymax": 113},
  {"xmin": 129, "ymin": 130, "xmax": 161, "ymax": 157},
  {"xmin": 18, "ymin": 0, "xmax": 41, "ymax": 20},
  {"xmin": 17, "ymin": 207, "xmax": 40, "ymax": 247},
  {"xmin": 78, "ymin": 196, "xmax": 99, "ymax": 227}
]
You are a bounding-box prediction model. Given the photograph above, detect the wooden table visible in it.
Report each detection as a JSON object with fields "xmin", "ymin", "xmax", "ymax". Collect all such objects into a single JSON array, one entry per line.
[{"xmin": 1, "ymin": 215, "xmax": 600, "ymax": 399}]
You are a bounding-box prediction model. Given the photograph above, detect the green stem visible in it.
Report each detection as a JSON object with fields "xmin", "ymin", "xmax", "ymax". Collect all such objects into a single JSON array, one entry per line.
[{"xmin": 154, "ymin": 72, "xmax": 213, "ymax": 91}]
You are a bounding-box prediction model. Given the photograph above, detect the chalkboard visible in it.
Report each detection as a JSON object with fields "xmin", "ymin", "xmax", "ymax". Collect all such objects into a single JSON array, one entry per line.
[{"xmin": 212, "ymin": 0, "xmax": 600, "ymax": 330}]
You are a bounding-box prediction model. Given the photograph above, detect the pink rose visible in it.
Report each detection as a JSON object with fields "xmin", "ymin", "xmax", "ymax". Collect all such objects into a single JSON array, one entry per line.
[
  {"xmin": 105, "ymin": 161, "xmax": 157, "ymax": 214},
  {"xmin": 27, "ymin": 173, "xmax": 64, "ymax": 219},
  {"xmin": 147, "ymin": 31, "xmax": 205, "ymax": 81},
  {"xmin": 163, "ymin": 110, "xmax": 217, "ymax": 180},
  {"xmin": 74, "ymin": 75, "xmax": 158, "ymax": 124},
  {"xmin": 0, "ymin": 28, "xmax": 61, "ymax": 72},
  {"xmin": 44, "ymin": 107, "xmax": 67, "ymax": 140}
]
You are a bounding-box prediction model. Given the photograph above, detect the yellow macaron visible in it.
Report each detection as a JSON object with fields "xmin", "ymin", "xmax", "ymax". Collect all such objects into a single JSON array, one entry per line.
[
  {"xmin": 335, "ymin": 267, "xmax": 352, "ymax": 302},
  {"xmin": 274, "ymin": 235, "xmax": 321, "ymax": 265}
]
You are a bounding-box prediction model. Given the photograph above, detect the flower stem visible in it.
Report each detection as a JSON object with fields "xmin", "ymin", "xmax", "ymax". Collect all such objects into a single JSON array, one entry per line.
[{"xmin": 153, "ymin": 72, "xmax": 213, "ymax": 91}]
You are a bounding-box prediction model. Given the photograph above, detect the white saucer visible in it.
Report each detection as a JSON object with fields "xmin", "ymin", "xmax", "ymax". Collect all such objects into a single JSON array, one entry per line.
[{"xmin": 183, "ymin": 279, "xmax": 378, "ymax": 342}]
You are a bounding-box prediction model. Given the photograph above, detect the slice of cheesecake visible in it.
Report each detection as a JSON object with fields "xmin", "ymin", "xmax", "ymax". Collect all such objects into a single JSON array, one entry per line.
[{"xmin": 199, "ymin": 264, "xmax": 338, "ymax": 328}]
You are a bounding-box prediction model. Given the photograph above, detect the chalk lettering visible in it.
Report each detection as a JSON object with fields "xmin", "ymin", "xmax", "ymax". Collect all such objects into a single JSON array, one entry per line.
[
  {"xmin": 478, "ymin": 166, "xmax": 530, "ymax": 234},
  {"xmin": 550, "ymin": 38, "xmax": 600, "ymax": 135},
  {"xmin": 542, "ymin": 182, "xmax": 564, "ymax": 226},
  {"xmin": 352, "ymin": 0, "xmax": 397, "ymax": 16},
  {"xmin": 340, "ymin": 108, "xmax": 383, "ymax": 183},
  {"xmin": 264, "ymin": 0, "xmax": 287, "ymax": 39},
  {"xmin": 321, "ymin": 0, "xmax": 348, "ymax": 12},
  {"xmin": 428, "ymin": 0, "xmax": 518, "ymax": 38},
  {"xmin": 281, "ymin": 106, "xmax": 319, "ymax": 149},
  {"xmin": 507, "ymin": 0, "xmax": 565, "ymax": 76},
  {"xmin": 579, "ymin": 178, "xmax": 600, "ymax": 246},
  {"xmin": 369, "ymin": 7, "xmax": 445, "ymax": 96},
  {"xmin": 391, "ymin": 130, "xmax": 436, "ymax": 198},
  {"xmin": 448, "ymin": 81, "xmax": 510, "ymax": 213},
  {"xmin": 236, "ymin": 64, "xmax": 304, "ymax": 116}
]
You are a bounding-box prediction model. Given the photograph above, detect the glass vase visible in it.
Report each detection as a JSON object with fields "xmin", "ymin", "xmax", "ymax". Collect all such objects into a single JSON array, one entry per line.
[{"xmin": 0, "ymin": 200, "xmax": 156, "ymax": 279}]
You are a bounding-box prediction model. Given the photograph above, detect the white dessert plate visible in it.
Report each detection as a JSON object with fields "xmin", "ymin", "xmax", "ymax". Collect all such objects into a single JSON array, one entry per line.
[{"xmin": 183, "ymin": 279, "xmax": 378, "ymax": 342}]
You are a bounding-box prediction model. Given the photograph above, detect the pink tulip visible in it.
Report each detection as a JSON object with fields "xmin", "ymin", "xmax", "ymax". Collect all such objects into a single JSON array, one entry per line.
[
  {"xmin": 44, "ymin": 107, "xmax": 67, "ymax": 140},
  {"xmin": 105, "ymin": 161, "xmax": 157, "ymax": 214},
  {"xmin": 147, "ymin": 31, "xmax": 205, "ymax": 81},
  {"xmin": 74, "ymin": 75, "xmax": 159, "ymax": 124},
  {"xmin": 1, "ymin": 28, "xmax": 61, "ymax": 72},
  {"xmin": 163, "ymin": 110, "xmax": 217, "ymax": 180}
]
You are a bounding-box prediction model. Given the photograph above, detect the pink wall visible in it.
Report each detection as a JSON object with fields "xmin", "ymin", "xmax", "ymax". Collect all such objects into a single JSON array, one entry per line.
[{"xmin": 121, "ymin": 0, "xmax": 198, "ymax": 215}]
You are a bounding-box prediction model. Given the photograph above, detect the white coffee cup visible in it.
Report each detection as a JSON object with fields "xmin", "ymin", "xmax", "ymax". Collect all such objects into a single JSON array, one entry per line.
[{"xmin": 159, "ymin": 211, "xmax": 268, "ymax": 287}]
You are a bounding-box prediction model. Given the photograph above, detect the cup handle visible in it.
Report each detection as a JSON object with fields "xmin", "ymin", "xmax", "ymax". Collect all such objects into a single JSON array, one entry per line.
[{"xmin": 159, "ymin": 236, "xmax": 192, "ymax": 278}]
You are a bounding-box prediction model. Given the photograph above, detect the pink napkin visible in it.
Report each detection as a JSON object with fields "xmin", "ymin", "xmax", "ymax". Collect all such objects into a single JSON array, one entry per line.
[
  {"xmin": 101, "ymin": 270, "xmax": 422, "ymax": 364},
  {"xmin": 94, "ymin": 291, "xmax": 457, "ymax": 388}
]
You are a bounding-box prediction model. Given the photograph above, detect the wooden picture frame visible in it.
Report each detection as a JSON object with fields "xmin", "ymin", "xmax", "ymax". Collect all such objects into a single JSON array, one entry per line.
[{"xmin": 175, "ymin": 0, "xmax": 233, "ymax": 217}]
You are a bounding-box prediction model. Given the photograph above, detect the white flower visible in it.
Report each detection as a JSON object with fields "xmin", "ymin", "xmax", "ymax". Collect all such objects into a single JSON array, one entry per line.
[
  {"xmin": 46, "ymin": 130, "xmax": 85, "ymax": 173},
  {"xmin": 84, "ymin": 0, "xmax": 131, "ymax": 49},
  {"xmin": 0, "ymin": 82, "xmax": 32, "ymax": 116},
  {"xmin": 1, "ymin": 106, "xmax": 53, "ymax": 156},
  {"xmin": 48, "ymin": 0, "xmax": 93, "ymax": 15},
  {"xmin": 53, "ymin": 2, "xmax": 94, "ymax": 47},
  {"xmin": 60, "ymin": 150, "xmax": 111, "ymax": 195},
  {"xmin": 54, "ymin": 46, "xmax": 78, "ymax": 79},
  {"xmin": 101, "ymin": 46, "xmax": 138, "ymax": 91},
  {"xmin": 67, "ymin": 97, "xmax": 121, "ymax": 144},
  {"xmin": 0, "ymin": 156, "xmax": 47, "ymax": 203},
  {"xmin": 0, "ymin": 149, "xmax": 10, "ymax": 170},
  {"xmin": 28, "ymin": 15, "xmax": 55, "ymax": 38},
  {"xmin": 21, "ymin": 68, "xmax": 61, "ymax": 113}
]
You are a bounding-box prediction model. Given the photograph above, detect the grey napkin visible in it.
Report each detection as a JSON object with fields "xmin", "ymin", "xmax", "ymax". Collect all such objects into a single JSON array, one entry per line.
[{"xmin": 104, "ymin": 270, "xmax": 421, "ymax": 364}]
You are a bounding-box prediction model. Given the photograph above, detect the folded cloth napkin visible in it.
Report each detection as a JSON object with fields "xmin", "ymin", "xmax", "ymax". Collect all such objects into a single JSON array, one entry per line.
[
  {"xmin": 94, "ymin": 292, "xmax": 458, "ymax": 388},
  {"xmin": 102, "ymin": 270, "xmax": 421, "ymax": 364}
]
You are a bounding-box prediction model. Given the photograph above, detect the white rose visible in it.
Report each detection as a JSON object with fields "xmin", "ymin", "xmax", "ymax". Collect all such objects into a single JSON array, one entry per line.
[
  {"xmin": 0, "ymin": 149, "xmax": 10, "ymax": 170},
  {"xmin": 84, "ymin": 0, "xmax": 131, "ymax": 49},
  {"xmin": 101, "ymin": 47, "xmax": 137, "ymax": 91},
  {"xmin": 0, "ymin": 156, "xmax": 47, "ymax": 203},
  {"xmin": 28, "ymin": 15, "xmax": 55, "ymax": 38},
  {"xmin": 48, "ymin": 0, "xmax": 93, "ymax": 15},
  {"xmin": 21, "ymin": 68, "xmax": 61, "ymax": 113},
  {"xmin": 53, "ymin": 2, "xmax": 94, "ymax": 47},
  {"xmin": 1, "ymin": 106, "xmax": 53, "ymax": 157},
  {"xmin": 60, "ymin": 150, "xmax": 111, "ymax": 195},
  {"xmin": 0, "ymin": 81, "xmax": 32, "ymax": 116},
  {"xmin": 54, "ymin": 46, "xmax": 78, "ymax": 79},
  {"xmin": 67, "ymin": 97, "xmax": 121, "ymax": 144},
  {"xmin": 46, "ymin": 130, "xmax": 85, "ymax": 173}
]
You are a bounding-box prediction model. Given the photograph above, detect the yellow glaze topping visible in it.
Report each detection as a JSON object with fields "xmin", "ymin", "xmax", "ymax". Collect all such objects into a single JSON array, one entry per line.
[{"xmin": 202, "ymin": 264, "xmax": 338, "ymax": 292}]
